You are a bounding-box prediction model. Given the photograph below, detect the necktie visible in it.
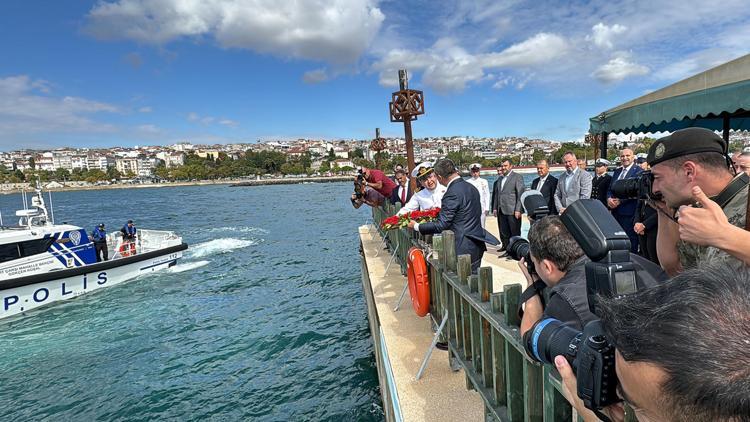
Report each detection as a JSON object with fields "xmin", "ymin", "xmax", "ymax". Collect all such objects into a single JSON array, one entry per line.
[
  {"xmin": 401, "ymin": 186, "xmax": 406, "ymax": 203},
  {"xmin": 619, "ymin": 166, "xmax": 628, "ymax": 180}
]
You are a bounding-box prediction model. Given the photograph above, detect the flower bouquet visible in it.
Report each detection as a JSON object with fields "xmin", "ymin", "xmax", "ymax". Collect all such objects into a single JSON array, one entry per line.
[{"xmin": 380, "ymin": 207, "xmax": 441, "ymax": 231}]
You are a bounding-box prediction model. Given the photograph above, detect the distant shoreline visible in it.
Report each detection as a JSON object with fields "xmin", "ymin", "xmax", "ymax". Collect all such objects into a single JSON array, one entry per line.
[
  {"xmin": 0, "ymin": 176, "xmax": 354, "ymax": 195},
  {"xmin": 0, "ymin": 166, "xmax": 569, "ymax": 195}
]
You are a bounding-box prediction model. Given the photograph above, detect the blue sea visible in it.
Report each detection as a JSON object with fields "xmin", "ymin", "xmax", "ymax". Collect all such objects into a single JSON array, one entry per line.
[
  {"xmin": 0, "ymin": 183, "xmax": 382, "ymax": 421},
  {"xmin": 0, "ymin": 173, "xmax": 561, "ymax": 421}
]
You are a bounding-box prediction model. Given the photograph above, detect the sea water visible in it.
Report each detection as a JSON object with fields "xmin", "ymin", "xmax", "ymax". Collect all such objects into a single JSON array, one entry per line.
[
  {"xmin": 0, "ymin": 183, "xmax": 381, "ymax": 421},
  {"xmin": 0, "ymin": 173, "xmax": 561, "ymax": 420}
]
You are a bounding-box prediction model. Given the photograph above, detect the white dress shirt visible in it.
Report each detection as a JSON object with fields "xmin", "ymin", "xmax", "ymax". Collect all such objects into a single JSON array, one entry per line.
[
  {"xmin": 466, "ymin": 176, "xmax": 490, "ymax": 212},
  {"xmin": 398, "ymin": 183, "xmax": 447, "ymax": 215}
]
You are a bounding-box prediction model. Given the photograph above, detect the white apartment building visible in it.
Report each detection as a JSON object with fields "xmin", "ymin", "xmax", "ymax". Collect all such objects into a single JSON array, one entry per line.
[
  {"xmin": 87, "ymin": 155, "xmax": 114, "ymax": 171},
  {"xmin": 156, "ymin": 151, "xmax": 185, "ymax": 167},
  {"xmin": 116, "ymin": 157, "xmax": 153, "ymax": 177}
]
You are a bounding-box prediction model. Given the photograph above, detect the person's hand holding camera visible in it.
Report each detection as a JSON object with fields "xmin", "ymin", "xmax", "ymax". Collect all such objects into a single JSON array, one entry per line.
[
  {"xmin": 555, "ymin": 356, "xmax": 626, "ymax": 422},
  {"xmin": 517, "ymin": 257, "xmax": 535, "ymax": 288}
]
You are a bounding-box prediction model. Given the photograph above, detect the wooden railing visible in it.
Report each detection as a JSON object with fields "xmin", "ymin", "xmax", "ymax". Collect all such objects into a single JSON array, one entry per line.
[{"xmin": 371, "ymin": 202, "xmax": 576, "ymax": 421}]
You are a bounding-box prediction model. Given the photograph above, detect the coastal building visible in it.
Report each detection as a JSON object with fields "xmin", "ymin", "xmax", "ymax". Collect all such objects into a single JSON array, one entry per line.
[
  {"xmin": 156, "ymin": 151, "xmax": 186, "ymax": 167},
  {"xmin": 116, "ymin": 156, "xmax": 153, "ymax": 177}
]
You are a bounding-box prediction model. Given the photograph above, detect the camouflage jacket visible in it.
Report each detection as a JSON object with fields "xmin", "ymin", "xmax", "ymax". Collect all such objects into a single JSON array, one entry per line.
[{"xmin": 678, "ymin": 180, "xmax": 748, "ymax": 269}]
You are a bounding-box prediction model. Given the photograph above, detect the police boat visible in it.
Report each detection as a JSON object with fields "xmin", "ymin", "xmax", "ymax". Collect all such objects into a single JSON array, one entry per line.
[{"xmin": 0, "ymin": 186, "xmax": 188, "ymax": 320}]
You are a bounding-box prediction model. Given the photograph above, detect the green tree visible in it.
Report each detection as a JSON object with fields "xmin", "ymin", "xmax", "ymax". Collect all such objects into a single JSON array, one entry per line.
[
  {"xmin": 532, "ymin": 149, "xmax": 547, "ymax": 163},
  {"xmin": 54, "ymin": 168, "xmax": 70, "ymax": 181},
  {"xmin": 28, "ymin": 157, "xmax": 36, "ymax": 170},
  {"xmin": 327, "ymin": 148, "xmax": 336, "ymax": 160}
]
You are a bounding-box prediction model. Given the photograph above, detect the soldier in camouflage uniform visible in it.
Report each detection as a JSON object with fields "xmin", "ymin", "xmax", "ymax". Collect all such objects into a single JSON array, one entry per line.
[{"xmin": 647, "ymin": 127, "xmax": 749, "ymax": 275}]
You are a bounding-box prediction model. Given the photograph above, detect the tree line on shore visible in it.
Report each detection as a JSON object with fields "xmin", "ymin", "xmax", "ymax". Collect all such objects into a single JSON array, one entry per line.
[{"xmin": 4, "ymin": 137, "xmax": 711, "ymax": 184}]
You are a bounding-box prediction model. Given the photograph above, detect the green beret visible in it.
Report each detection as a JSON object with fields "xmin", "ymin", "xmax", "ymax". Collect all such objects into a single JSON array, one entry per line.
[{"xmin": 647, "ymin": 127, "xmax": 727, "ymax": 166}]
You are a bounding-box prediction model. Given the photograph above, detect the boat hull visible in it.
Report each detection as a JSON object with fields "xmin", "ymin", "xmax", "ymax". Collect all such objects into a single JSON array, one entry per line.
[{"xmin": 0, "ymin": 243, "xmax": 187, "ymax": 320}]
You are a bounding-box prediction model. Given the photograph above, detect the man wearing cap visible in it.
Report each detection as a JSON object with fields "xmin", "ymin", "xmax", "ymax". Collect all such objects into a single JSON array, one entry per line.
[
  {"xmin": 408, "ymin": 159, "xmax": 486, "ymax": 273},
  {"xmin": 466, "ymin": 163, "xmax": 491, "ymax": 228},
  {"xmin": 607, "ymin": 148, "xmax": 642, "ymax": 253},
  {"xmin": 389, "ymin": 167, "xmax": 413, "ymax": 206},
  {"xmin": 92, "ymin": 223, "xmax": 108, "ymax": 262},
  {"xmin": 530, "ymin": 159, "xmax": 558, "ymax": 215},
  {"xmin": 491, "ymin": 160, "xmax": 526, "ymax": 253},
  {"xmin": 397, "ymin": 162, "xmax": 447, "ymax": 215},
  {"xmin": 591, "ymin": 158, "xmax": 612, "ymax": 208},
  {"xmin": 555, "ymin": 151, "xmax": 592, "ymax": 214},
  {"xmin": 648, "ymin": 127, "xmax": 749, "ymax": 274}
]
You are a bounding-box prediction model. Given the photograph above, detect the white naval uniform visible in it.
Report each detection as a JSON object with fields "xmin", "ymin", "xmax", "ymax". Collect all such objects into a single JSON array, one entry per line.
[
  {"xmin": 397, "ymin": 184, "xmax": 447, "ymax": 215},
  {"xmin": 466, "ymin": 176, "xmax": 490, "ymax": 228}
]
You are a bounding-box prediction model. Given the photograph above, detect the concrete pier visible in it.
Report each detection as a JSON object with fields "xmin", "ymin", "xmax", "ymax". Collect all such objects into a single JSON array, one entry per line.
[{"xmin": 359, "ymin": 217, "xmax": 526, "ymax": 421}]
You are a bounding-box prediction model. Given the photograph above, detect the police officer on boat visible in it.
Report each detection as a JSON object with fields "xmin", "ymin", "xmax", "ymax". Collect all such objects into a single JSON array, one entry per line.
[{"xmin": 93, "ymin": 223, "xmax": 108, "ymax": 262}]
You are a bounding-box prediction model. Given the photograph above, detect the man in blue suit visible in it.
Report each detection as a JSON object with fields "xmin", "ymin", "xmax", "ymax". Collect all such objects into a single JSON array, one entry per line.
[
  {"xmin": 408, "ymin": 158, "xmax": 486, "ymax": 273},
  {"xmin": 607, "ymin": 148, "xmax": 642, "ymax": 252},
  {"xmin": 389, "ymin": 167, "xmax": 413, "ymax": 206}
]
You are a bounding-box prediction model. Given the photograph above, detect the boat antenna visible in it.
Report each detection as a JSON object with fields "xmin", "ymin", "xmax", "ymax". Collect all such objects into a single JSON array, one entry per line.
[{"xmin": 48, "ymin": 190, "xmax": 55, "ymax": 225}]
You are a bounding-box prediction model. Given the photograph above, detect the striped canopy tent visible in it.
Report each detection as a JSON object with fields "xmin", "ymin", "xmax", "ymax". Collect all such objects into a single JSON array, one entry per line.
[{"xmin": 589, "ymin": 54, "xmax": 750, "ymax": 154}]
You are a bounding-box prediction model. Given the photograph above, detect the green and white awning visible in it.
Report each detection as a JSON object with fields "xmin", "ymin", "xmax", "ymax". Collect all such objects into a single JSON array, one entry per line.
[{"xmin": 589, "ymin": 54, "xmax": 750, "ymax": 134}]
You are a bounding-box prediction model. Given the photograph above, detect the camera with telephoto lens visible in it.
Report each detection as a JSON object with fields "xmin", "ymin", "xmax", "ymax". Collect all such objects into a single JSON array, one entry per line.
[
  {"xmin": 610, "ymin": 170, "xmax": 661, "ymax": 201},
  {"xmin": 507, "ymin": 236, "xmax": 535, "ymax": 275},
  {"xmin": 353, "ymin": 169, "xmax": 366, "ymax": 199},
  {"xmin": 523, "ymin": 199, "xmax": 641, "ymax": 417}
]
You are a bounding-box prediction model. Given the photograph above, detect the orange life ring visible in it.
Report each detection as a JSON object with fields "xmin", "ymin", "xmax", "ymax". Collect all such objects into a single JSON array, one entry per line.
[{"xmin": 407, "ymin": 247, "xmax": 430, "ymax": 317}]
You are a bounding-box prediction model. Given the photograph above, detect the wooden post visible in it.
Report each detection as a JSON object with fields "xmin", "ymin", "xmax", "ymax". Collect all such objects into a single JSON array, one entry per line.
[
  {"xmin": 543, "ymin": 366, "xmax": 572, "ymax": 421},
  {"xmin": 443, "ymin": 231, "xmax": 457, "ymax": 273},
  {"xmin": 491, "ymin": 292, "xmax": 507, "ymax": 407},
  {"xmin": 503, "ymin": 285, "xmax": 524, "ymax": 421}
]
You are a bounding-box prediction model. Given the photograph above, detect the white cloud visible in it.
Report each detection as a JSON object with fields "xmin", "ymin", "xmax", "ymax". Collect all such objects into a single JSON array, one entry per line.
[
  {"xmin": 0, "ymin": 75, "xmax": 118, "ymax": 144},
  {"xmin": 483, "ymin": 33, "xmax": 569, "ymax": 68},
  {"xmin": 218, "ymin": 119, "xmax": 238, "ymax": 128},
  {"xmin": 188, "ymin": 112, "xmax": 238, "ymax": 127},
  {"xmin": 303, "ymin": 69, "xmax": 329, "ymax": 84},
  {"xmin": 187, "ymin": 112, "xmax": 215, "ymax": 124},
  {"xmin": 137, "ymin": 124, "xmax": 162, "ymax": 134},
  {"xmin": 587, "ymin": 23, "xmax": 627, "ymax": 49},
  {"xmin": 592, "ymin": 53, "xmax": 649, "ymax": 83},
  {"xmin": 373, "ymin": 33, "xmax": 568, "ymax": 93},
  {"xmin": 138, "ymin": 106, "xmax": 152, "ymax": 113},
  {"xmin": 85, "ymin": 0, "xmax": 384, "ymax": 65}
]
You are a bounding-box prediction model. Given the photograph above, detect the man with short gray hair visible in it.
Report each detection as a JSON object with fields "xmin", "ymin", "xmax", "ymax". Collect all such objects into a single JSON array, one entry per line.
[{"xmin": 554, "ymin": 152, "xmax": 592, "ymax": 213}]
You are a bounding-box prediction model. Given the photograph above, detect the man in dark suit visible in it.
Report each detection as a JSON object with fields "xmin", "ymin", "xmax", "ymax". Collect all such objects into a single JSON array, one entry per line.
[
  {"xmin": 530, "ymin": 159, "xmax": 558, "ymax": 215},
  {"xmin": 389, "ymin": 168, "xmax": 413, "ymax": 206},
  {"xmin": 591, "ymin": 158, "xmax": 612, "ymax": 208},
  {"xmin": 607, "ymin": 148, "xmax": 642, "ymax": 252},
  {"xmin": 409, "ymin": 158, "xmax": 486, "ymax": 273},
  {"xmin": 491, "ymin": 159, "xmax": 526, "ymax": 253}
]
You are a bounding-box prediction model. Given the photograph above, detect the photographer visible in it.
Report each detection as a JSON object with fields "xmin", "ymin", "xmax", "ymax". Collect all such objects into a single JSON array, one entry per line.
[
  {"xmin": 556, "ymin": 264, "xmax": 750, "ymax": 421},
  {"xmin": 517, "ymin": 216, "xmax": 595, "ymax": 337},
  {"xmin": 647, "ymin": 128, "xmax": 749, "ymax": 274},
  {"xmin": 350, "ymin": 166, "xmax": 397, "ymax": 208}
]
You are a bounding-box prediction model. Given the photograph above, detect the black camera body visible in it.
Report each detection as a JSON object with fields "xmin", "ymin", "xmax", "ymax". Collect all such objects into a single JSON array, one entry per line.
[
  {"xmin": 524, "ymin": 199, "xmax": 638, "ymax": 413},
  {"xmin": 610, "ymin": 170, "xmax": 661, "ymax": 201},
  {"xmin": 353, "ymin": 169, "xmax": 366, "ymax": 199}
]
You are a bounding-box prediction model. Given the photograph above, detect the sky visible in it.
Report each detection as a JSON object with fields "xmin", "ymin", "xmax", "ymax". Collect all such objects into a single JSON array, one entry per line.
[{"xmin": 1, "ymin": 0, "xmax": 749, "ymax": 150}]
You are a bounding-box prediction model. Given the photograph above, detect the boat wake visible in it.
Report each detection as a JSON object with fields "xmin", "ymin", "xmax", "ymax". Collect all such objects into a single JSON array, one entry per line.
[
  {"xmin": 188, "ymin": 238, "xmax": 257, "ymax": 258},
  {"xmin": 207, "ymin": 226, "xmax": 269, "ymax": 235},
  {"xmin": 168, "ymin": 260, "xmax": 210, "ymax": 273}
]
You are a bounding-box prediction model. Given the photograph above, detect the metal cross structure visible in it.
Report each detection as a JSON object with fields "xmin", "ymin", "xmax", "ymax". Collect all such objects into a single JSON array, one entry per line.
[
  {"xmin": 389, "ymin": 69, "xmax": 424, "ymax": 190},
  {"xmin": 370, "ymin": 128, "xmax": 387, "ymax": 169}
]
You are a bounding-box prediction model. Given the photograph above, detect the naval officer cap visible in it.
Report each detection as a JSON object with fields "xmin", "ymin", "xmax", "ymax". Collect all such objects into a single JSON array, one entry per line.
[
  {"xmin": 647, "ymin": 127, "xmax": 727, "ymax": 167},
  {"xmin": 470, "ymin": 163, "xmax": 482, "ymax": 171},
  {"xmin": 595, "ymin": 158, "xmax": 610, "ymax": 167},
  {"xmin": 411, "ymin": 162, "xmax": 434, "ymax": 179}
]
